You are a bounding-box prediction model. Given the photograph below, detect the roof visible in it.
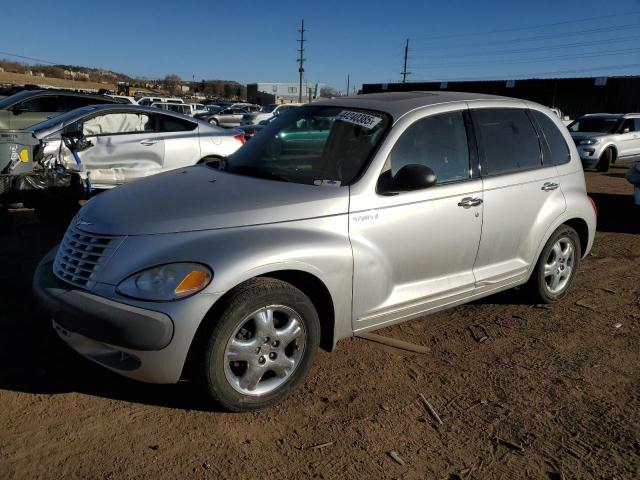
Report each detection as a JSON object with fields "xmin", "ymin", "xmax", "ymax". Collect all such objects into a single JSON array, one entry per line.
[{"xmin": 313, "ymin": 91, "xmax": 513, "ymax": 120}]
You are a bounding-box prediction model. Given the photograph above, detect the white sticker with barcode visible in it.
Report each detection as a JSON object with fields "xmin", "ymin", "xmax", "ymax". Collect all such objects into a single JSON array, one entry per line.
[{"xmin": 336, "ymin": 111, "xmax": 382, "ymax": 129}]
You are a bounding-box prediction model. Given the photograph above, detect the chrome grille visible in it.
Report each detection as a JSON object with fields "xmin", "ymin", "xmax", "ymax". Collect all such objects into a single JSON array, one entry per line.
[{"xmin": 53, "ymin": 224, "xmax": 124, "ymax": 289}]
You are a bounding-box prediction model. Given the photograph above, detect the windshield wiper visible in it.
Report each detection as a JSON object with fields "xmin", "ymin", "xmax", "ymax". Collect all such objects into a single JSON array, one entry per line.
[{"xmin": 227, "ymin": 164, "xmax": 290, "ymax": 182}]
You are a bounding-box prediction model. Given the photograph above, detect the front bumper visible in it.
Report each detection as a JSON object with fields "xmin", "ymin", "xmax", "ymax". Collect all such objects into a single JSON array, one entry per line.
[{"xmin": 33, "ymin": 248, "xmax": 223, "ymax": 384}]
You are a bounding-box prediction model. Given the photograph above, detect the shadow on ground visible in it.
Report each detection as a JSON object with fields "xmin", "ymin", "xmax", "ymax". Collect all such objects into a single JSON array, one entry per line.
[
  {"xmin": 0, "ymin": 209, "xmax": 220, "ymax": 412},
  {"xmin": 589, "ymin": 192, "xmax": 640, "ymax": 234}
]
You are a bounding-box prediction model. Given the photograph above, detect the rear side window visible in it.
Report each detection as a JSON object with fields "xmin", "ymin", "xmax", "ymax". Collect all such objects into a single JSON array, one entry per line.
[
  {"xmin": 473, "ymin": 108, "xmax": 542, "ymax": 175},
  {"xmin": 634, "ymin": 119, "xmax": 640, "ymax": 131},
  {"xmin": 386, "ymin": 111, "xmax": 470, "ymax": 184},
  {"xmin": 531, "ymin": 110, "xmax": 570, "ymax": 165},
  {"xmin": 158, "ymin": 114, "xmax": 197, "ymax": 132},
  {"xmin": 20, "ymin": 96, "xmax": 63, "ymax": 112},
  {"xmin": 621, "ymin": 119, "xmax": 635, "ymax": 133}
]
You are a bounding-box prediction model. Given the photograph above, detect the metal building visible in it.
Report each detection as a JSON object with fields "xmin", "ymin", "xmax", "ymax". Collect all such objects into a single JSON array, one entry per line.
[
  {"xmin": 362, "ymin": 76, "xmax": 640, "ymax": 117},
  {"xmin": 246, "ymin": 82, "xmax": 321, "ymax": 105}
]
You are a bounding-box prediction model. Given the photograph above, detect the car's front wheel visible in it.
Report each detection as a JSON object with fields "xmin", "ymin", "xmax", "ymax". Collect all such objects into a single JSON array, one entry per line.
[
  {"xmin": 196, "ymin": 278, "xmax": 320, "ymax": 412},
  {"xmin": 596, "ymin": 148, "xmax": 613, "ymax": 172},
  {"xmin": 526, "ymin": 224, "xmax": 581, "ymax": 303},
  {"xmin": 208, "ymin": 119, "xmax": 218, "ymax": 126}
]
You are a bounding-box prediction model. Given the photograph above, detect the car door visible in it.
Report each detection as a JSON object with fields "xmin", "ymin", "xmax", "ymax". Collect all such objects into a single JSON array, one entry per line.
[
  {"xmin": 350, "ymin": 107, "xmax": 484, "ymax": 331},
  {"xmin": 10, "ymin": 95, "xmax": 63, "ymax": 129},
  {"xmin": 618, "ymin": 119, "xmax": 640, "ymax": 159},
  {"xmin": 470, "ymin": 106, "xmax": 566, "ymax": 288},
  {"xmin": 75, "ymin": 111, "xmax": 165, "ymax": 187},
  {"xmin": 156, "ymin": 113, "xmax": 201, "ymax": 170}
]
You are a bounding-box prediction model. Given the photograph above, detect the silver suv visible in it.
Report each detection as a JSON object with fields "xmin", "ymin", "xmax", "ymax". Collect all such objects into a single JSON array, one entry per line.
[
  {"xmin": 34, "ymin": 92, "xmax": 596, "ymax": 411},
  {"xmin": 568, "ymin": 113, "xmax": 640, "ymax": 172}
]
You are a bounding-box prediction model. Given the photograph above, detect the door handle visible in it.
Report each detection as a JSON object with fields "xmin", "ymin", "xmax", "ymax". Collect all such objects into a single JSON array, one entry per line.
[
  {"xmin": 458, "ymin": 197, "xmax": 483, "ymax": 208},
  {"xmin": 541, "ymin": 182, "xmax": 559, "ymax": 191},
  {"xmin": 140, "ymin": 139, "xmax": 157, "ymax": 146}
]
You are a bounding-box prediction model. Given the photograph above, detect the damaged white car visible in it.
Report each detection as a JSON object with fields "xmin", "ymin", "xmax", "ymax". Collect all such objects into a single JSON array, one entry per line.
[{"xmin": 1, "ymin": 105, "xmax": 246, "ymax": 192}]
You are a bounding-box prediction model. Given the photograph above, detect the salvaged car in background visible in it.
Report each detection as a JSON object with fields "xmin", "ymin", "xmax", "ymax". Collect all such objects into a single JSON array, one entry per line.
[
  {"xmin": 241, "ymin": 103, "xmax": 300, "ymax": 125},
  {"xmin": 0, "ymin": 89, "xmax": 127, "ymax": 130},
  {"xmin": 34, "ymin": 92, "xmax": 596, "ymax": 412},
  {"xmin": 1, "ymin": 105, "xmax": 245, "ymax": 219},
  {"xmin": 568, "ymin": 113, "xmax": 640, "ymax": 172}
]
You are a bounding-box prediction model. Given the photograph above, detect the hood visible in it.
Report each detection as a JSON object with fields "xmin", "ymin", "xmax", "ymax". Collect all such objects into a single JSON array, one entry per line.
[
  {"xmin": 569, "ymin": 132, "xmax": 610, "ymax": 139},
  {"xmin": 77, "ymin": 166, "xmax": 349, "ymax": 235}
]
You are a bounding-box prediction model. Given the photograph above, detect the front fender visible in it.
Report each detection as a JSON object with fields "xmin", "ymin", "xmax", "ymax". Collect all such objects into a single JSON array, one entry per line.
[{"xmin": 97, "ymin": 214, "xmax": 353, "ymax": 344}]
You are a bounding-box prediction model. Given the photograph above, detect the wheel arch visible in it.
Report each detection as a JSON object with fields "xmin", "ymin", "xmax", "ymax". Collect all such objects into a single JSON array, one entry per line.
[
  {"xmin": 563, "ymin": 217, "xmax": 589, "ymax": 256},
  {"xmin": 181, "ymin": 269, "xmax": 337, "ymax": 380}
]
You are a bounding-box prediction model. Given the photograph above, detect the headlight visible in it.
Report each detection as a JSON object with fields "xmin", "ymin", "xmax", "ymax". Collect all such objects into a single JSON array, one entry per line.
[
  {"xmin": 580, "ymin": 138, "xmax": 600, "ymax": 145},
  {"xmin": 117, "ymin": 263, "xmax": 212, "ymax": 301}
]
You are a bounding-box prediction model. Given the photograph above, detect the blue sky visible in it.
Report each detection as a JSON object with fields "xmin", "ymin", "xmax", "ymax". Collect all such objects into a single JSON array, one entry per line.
[{"xmin": 2, "ymin": 0, "xmax": 640, "ymax": 92}]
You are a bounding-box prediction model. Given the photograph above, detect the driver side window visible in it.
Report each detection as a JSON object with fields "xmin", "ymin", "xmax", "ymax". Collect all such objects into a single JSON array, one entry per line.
[
  {"xmin": 82, "ymin": 113, "xmax": 153, "ymax": 136},
  {"xmin": 384, "ymin": 111, "xmax": 470, "ymax": 185}
]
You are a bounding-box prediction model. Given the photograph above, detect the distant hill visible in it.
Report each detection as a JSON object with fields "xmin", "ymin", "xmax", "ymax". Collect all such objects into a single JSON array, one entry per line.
[{"xmin": 0, "ymin": 58, "xmax": 246, "ymax": 99}]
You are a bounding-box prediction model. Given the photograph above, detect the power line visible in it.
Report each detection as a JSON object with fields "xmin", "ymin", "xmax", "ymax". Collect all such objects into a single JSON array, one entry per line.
[
  {"xmin": 410, "ymin": 11, "xmax": 640, "ymax": 41},
  {"xmin": 0, "ymin": 50, "xmax": 59, "ymax": 65},
  {"xmin": 408, "ymin": 34, "xmax": 640, "ymax": 60},
  {"xmin": 410, "ymin": 23, "xmax": 640, "ymax": 51},
  {"xmin": 411, "ymin": 47, "xmax": 640, "ymax": 69}
]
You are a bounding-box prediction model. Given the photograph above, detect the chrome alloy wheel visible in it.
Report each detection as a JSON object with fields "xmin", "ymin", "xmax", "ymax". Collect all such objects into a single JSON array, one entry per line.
[
  {"xmin": 543, "ymin": 237, "xmax": 575, "ymax": 294},
  {"xmin": 223, "ymin": 305, "xmax": 306, "ymax": 396}
]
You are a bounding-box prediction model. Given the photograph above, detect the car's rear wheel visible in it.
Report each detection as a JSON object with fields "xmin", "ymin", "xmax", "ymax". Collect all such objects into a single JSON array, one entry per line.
[
  {"xmin": 196, "ymin": 278, "xmax": 320, "ymax": 412},
  {"xmin": 596, "ymin": 148, "xmax": 613, "ymax": 172},
  {"xmin": 526, "ymin": 225, "xmax": 581, "ymax": 303}
]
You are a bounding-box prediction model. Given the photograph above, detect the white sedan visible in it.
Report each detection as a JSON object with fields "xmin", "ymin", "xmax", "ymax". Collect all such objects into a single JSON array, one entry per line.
[{"xmin": 19, "ymin": 105, "xmax": 246, "ymax": 189}]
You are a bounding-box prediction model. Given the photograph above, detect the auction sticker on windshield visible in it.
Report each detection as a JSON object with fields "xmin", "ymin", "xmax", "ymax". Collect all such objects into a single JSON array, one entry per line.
[{"xmin": 336, "ymin": 111, "xmax": 382, "ymax": 129}]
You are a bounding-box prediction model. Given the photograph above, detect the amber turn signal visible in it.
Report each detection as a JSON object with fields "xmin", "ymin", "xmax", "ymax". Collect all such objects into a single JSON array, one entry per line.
[{"xmin": 174, "ymin": 269, "xmax": 211, "ymax": 297}]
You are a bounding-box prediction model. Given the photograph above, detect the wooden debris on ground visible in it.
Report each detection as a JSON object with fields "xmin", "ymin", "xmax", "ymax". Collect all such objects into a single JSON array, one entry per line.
[
  {"xmin": 493, "ymin": 435, "xmax": 525, "ymax": 453},
  {"xmin": 357, "ymin": 332, "xmax": 431, "ymax": 354},
  {"xmin": 418, "ymin": 393, "xmax": 443, "ymax": 425},
  {"xmin": 389, "ymin": 450, "xmax": 405, "ymax": 465},
  {"xmin": 468, "ymin": 324, "xmax": 489, "ymax": 343}
]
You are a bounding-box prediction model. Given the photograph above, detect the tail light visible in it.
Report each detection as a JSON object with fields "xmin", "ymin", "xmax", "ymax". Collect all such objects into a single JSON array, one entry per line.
[
  {"xmin": 588, "ymin": 195, "xmax": 598, "ymax": 217},
  {"xmin": 233, "ymin": 134, "xmax": 246, "ymax": 145}
]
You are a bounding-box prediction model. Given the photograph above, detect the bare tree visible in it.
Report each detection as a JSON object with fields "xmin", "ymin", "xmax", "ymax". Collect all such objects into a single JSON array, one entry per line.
[
  {"xmin": 163, "ymin": 74, "xmax": 182, "ymax": 94},
  {"xmin": 320, "ymin": 86, "xmax": 340, "ymax": 98}
]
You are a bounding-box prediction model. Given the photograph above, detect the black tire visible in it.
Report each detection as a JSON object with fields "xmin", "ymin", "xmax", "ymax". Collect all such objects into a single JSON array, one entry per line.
[
  {"xmin": 208, "ymin": 119, "xmax": 218, "ymax": 126},
  {"xmin": 596, "ymin": 148, "xmax": 612, "ymax": 172},
  {"xmin": 526, "ymin": 225, "xmax": 581, "ymax": 304},
  {"xmin": 196, "ymin": 277, "xmax": 320, "ymax": 412},
  {"xmin": 0, "ymin": 205, "xmax": 11, "ymax": 233}
]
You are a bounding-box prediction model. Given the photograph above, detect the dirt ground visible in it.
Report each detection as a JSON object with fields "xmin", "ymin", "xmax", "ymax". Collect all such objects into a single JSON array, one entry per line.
[{"xmin": 0, "ymin": 166, "xmax": 638, "ymax": 479}]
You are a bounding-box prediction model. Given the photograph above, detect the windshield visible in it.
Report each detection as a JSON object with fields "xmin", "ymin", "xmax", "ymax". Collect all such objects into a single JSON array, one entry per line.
[
  {"xmin": 260, "ymin": 104, "xmax": 277, "ymax": 113},
  {"xmin": 224, "ymin": 105, "xmax": 390, "ymax": 186},
  {"xmin": 568, "ymin": 117, "xmax": 621, "ymax": 133}
]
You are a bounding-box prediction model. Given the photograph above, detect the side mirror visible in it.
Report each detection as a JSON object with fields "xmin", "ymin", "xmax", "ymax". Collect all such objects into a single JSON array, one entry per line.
[
  {"xmin": 382, "ymin": 164, "xmax": 437, "ymax": 194},
  {"xmin": 622, "ymin": 127, "xmax": 631, "ymax": 134}
]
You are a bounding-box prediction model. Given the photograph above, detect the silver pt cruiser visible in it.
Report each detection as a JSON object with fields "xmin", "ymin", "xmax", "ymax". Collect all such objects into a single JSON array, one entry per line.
[{"xmin": 34, "ymin": 92, "xmax": 597, "ymax": 411}]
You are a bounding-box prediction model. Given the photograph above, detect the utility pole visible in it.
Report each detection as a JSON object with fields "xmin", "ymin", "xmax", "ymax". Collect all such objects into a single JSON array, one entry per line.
[
  {"xmin": 401, "ymin": 39, "xmax": 410, "ymax": 83},
  {"xmin": 297, "ymin": 19, "xmax": 306, "ymax": 103},
  {"xmin": 346, "ymin": 74, "xmax": 350, "ymax": 97}
]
